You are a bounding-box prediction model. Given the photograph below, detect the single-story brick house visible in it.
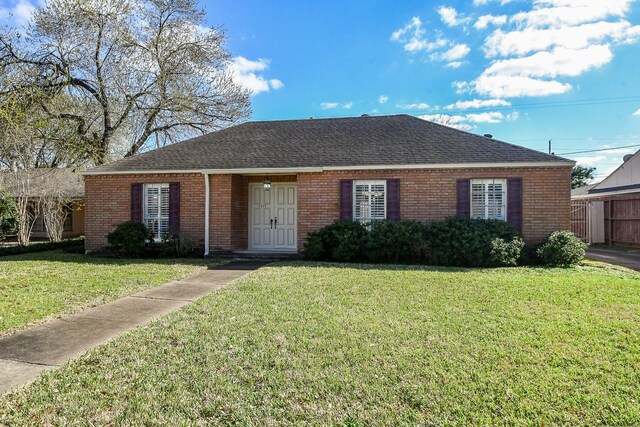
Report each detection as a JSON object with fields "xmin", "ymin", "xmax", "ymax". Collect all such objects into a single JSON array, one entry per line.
[{"xmin": 82, "ymin": 114, "xmax": 574, "ymax": 254}]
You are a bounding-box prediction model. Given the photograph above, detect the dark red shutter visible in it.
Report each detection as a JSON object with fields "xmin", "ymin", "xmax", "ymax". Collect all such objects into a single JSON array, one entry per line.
[
  {"xmin": 131, "ymin": 183, "xmax": 143, "ymax": 223},
  {"xmin": 386, "ymin": 179, "xmax": 400, "ymax": 221},
  {"xmin": 169, "ymin": 182, "xmax": 180, "ymax": 234},
  {"xmin": 339, "ymin": 180, "xmax": 353, "ymax": 220},
  {"xmin": 507, "ymin": 177, "xmax": 523, "ymax": 233},
  {"xmin": 456, "ymin": 179, "xmax": 471, "ymax": 217}
]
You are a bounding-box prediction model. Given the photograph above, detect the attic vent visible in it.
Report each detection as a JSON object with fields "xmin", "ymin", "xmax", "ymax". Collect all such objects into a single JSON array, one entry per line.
[
  {"xmin": 483, "ymin": 134, "xmax": 493, "ymax": 138},
  {"xmin": 624, "ymin": 154, "xmax": 633, "ymax": 162},
  {"xmin": 361, "ymin": 114, "xmax": 370, "ymax": 117}
]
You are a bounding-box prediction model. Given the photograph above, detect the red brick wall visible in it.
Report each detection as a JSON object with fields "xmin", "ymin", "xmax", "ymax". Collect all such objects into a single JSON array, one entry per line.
[
  {"xmin": 84, "ymin": 173, "xmax": 205, "ymax": 251},
  {"xmin": 297, "ymin": 167, "xmax": 572, "ymax": 248},
  {"xmin": 85, "ymin": 167, "xmax": 571, "ymax": 252}
]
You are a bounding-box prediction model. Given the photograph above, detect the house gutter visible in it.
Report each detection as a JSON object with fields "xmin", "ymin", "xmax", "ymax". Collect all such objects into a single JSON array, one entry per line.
[
  {"xmin": 203, "ymin": 172, "xmax": 210, "ymax": 257},
  {"xmin": 81, "ymin": 162, "xmax": 574, "ymax": 177}
]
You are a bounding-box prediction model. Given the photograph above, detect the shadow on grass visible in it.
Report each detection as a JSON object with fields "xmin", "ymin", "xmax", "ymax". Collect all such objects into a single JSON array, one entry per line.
[{"xmin": 0, "ymin": 250, "xmax": 216, "ymax": 268}]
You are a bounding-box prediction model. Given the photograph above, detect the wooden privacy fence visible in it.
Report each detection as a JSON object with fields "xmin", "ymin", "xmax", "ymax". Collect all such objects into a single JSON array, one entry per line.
[
  {"xmin": 570, "ymin": 200, "xmax": 605, "ymax": 244},
  {"xmin": 603, "ymin": 197, "xmax": 640, "ymax": 246}
]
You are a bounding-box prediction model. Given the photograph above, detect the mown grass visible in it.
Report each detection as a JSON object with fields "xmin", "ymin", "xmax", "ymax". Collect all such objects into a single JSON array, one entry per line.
[
  {"xmin": 0, "ymin": 250, "xmax": 213, "ymax": 335},
  {"xmin": 1, "ymin": 262, "xmax": 640, "ymax": 425}
]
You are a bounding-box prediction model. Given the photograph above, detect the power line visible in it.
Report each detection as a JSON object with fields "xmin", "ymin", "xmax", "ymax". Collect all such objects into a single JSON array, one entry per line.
[{"xmin": 558, "ymin": 144, "xmax": 640, "ymax": 155}]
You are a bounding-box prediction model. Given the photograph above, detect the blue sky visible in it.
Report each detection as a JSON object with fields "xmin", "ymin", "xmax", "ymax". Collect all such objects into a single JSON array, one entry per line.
[{"xmin": 2, "ymin": 0, "xmax": 640, "ymax": 180}]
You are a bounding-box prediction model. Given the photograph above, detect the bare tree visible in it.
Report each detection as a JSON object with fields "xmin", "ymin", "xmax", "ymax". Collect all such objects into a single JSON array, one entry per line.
[
  {"xmin": 426, "ymin": 114, "xmax": 473, "ymax": 132},
  {"xmin": 0, "ymin": 0, "xmax": 250, "ymax": 165},
  {"xmin": 41, "ymin": 198, "xmax": 70, "ymax": 242}
]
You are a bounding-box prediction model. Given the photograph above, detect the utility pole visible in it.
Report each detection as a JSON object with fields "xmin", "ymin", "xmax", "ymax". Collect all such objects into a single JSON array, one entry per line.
[{"xmin": 548, "ymin": 139, "xmax": 552, "ymax": 154}]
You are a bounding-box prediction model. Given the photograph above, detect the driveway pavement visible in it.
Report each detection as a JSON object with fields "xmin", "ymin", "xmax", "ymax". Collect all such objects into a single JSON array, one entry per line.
[
  {"xmin": 586, "ymin": 247, "xmax": 640, "ymax": 271},
  {"xmin": 0, "ymin": 261, "xmax": 266, "ymax": 394}
]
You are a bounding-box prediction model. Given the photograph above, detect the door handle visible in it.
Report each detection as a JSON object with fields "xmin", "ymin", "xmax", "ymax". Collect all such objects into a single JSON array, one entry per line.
[
  {"xmin": 270, "ymin": 218, "xmax": 273, "ymax": 229},
  {"xmin": 274, "ymin": 217, "xmax": 278, "ymax": 229}
]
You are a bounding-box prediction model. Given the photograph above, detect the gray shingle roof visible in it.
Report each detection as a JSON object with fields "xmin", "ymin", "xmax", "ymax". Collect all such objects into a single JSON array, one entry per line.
[
  {"xmin": 0, "ymin": 168, "xmax": 84, "ymax": 198},
  {"xmin": 87, "ymin": 114, "xmax": 573, "ymax": 173}
]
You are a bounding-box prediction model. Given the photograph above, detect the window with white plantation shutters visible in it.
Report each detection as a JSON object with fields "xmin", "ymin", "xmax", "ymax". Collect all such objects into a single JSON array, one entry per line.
[
  {"xmin": 353, "ymin": 180, "xmax": 386, "ymax": 224},
  {"xmin": 471, "ymin": 179, "xmax": 506, "ymax": 220},
  {"xmin": 143, "ymin": 183, "xmax": 170, "ymax": 240}
]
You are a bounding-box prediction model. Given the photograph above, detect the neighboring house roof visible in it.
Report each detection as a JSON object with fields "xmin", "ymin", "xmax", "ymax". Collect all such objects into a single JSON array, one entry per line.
[
  {"xmin": 85, "ymin": 115, "xmax": 573, "ymax": 174},
  {"xmin": 571, "ymin": 184, "xmax": 597, "ymax": 198},
  {"xmin": 572, "ymin": 149, "xmax": 640, "ymax": 199},
  {"xmin": 0, "ymin": 168, "xmax": 84, "ymax": 198}
]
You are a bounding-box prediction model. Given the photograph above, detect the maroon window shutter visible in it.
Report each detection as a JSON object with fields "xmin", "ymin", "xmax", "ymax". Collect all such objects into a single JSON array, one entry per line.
[
  {"xmin": 507, "ymin": 177, "xmax": 523, "ymax": 233},
  {"xmin": 386, "ymin": 179, "xmax": 400, "ymax": 221},
  {"xmin": 131, "ymin": 183, "xmax": 143, "ymax": 223},
  {"xmin": 456, "ymin": 179, "xmax": 471, "ymax": 217},
  {"xmin": 169, "ymin": 182, "xmax": 180, "ymax": 234},
  {"xmin": 340, "ymin": 180, "xmax": 353, "ymax": 220}
]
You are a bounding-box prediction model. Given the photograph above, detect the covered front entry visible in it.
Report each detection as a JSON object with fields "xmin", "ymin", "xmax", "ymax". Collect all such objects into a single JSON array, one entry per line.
[{"xmin": 249, "ymin": 182, "xmax": 297, "ymax": 251}]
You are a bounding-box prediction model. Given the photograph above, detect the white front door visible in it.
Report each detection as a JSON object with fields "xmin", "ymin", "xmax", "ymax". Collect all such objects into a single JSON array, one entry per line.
[{"xmin": 249, "ymin": 183, "xmax": 297, "ymax": 251}]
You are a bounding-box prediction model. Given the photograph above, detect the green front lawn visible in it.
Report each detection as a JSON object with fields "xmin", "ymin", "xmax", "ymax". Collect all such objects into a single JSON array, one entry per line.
[
  {"xmin": 2, "ymin": 262, "xmax": 640, "ymax": 425},
  {"xmin": 0, "ymin": 251, "xmax": 213, "ymax": 335}
]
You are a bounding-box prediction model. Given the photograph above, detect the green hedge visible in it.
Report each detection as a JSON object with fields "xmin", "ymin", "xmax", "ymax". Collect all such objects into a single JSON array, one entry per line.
[
  {"xmin": 0, "ymin": 237, "xmax": 85, "ymax": 257},
  {"xmin": 304, "ymin": 218, "xmax": 585, "ymax": 268}
]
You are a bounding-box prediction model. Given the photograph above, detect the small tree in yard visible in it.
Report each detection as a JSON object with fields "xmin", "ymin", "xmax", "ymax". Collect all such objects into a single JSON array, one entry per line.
[
  {"xmin": 41, "ymin": 199, "xmax": 71, "ymax": 243},
  {"xmin": 572, "ymin": 165, "xmax": 596, "ymax": 189},
  {"xmin": 0, "ymin": 0, "xmax": 251, "ymax": 166}
]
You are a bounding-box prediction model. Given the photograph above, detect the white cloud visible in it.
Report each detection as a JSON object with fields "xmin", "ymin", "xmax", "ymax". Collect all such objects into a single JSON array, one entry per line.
[
  {"xmin": 390, "ymin": 17, "xmax": 431, "ymax": 52},
  {"xmin": 484, "ymin": 20, "xmax": 640, "ymax": 57},
  {"xmin": 506, "ymin": 111, "xmax": 520, "ymax": 121},
  {"xmin": 320, "ymin": 102, "xmax": 352, "ymax": 110},
  {"xmin": 474, "ymin": 14, "xmax": 507, "ymax": 30},
  {"xmin": 438, "ymin": 6, "xmax": 471, "ymax": 27},
  {"xmin": 485, "ymin": 45, "xmax": 613, "ymax": 79},
  {"xmin": 230, "ymin": 57, "xmax": 283, "ymax": 96},
  {"xmin": 0, "ymin": 0, "xmax": 37, "ymax": 27},
  {"xmin": 511, "ymin": 1, "xmax": 633, "ymax": 28},
  {"xmin": 458, "ymin": 0, "xmax": 640, "ymax": 100},
  {"xmin": 399, "ymin": 103, "xmax": 430, "ymax": 110},
  {"xmin": 446, "ymin": 61, "xmax": 464, "ymax": 69},
  {"xmin": 320, "ymin": 102, "xmax": 339, "ymax": 110},
  {"xmin": 438, "ymin": 44, "xmax": 471, "ymax": 61},
  {"xmin": 474, "ymin": 75, "xmax": 572, "ymax": 98},
  {"xmin": 633, "ymin": 108, "xmax": 640, "ymax": 116},
  {"xmin": 379, "ymin": 95, "xmax": 389, "ymax": 104},
  {"xmin": 473, "ymin": 0, "xmax": 514, "ymax": 5},
  {"xmin": 420, "ymin": 110, "xmax": 511, "ymax": 127},
  {"xmin": 466, "ymin": 112, "xmax": 504, "ymax": 123},
  {"xmin": 269, "ymin": 79, "xmax": 284, "ymax": 90},
  {"xmin": 573, "ymin": 155, "xmax": 607, "ymax": 165},
  {"xmin": 465, "ymin": 45, "xmax": 612, "ymax": 98},
  {"xmin": 444, "ymin": 99, "xmax": 511, "ymax": 110}
]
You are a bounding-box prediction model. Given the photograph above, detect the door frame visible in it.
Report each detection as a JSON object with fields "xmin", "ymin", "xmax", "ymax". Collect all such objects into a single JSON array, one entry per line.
[{"xmin": 248, "ymin": 182, "xmax": 298, "ymax": 251}]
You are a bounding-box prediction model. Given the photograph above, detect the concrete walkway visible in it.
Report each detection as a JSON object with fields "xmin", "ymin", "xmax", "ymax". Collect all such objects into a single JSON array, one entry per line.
[
  {"xmin": 586, "ymin": 247, "xmax": 640, "ymax": 271},
  {"xmin": 0, "ymin": 261, "xmax": 266, "ymax": 394}
]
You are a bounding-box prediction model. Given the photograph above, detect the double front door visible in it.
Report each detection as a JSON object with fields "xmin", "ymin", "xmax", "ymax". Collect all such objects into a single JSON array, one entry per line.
[{"xmin": 249, "ymin": 183, "xmax": 297, "ymax": 251}]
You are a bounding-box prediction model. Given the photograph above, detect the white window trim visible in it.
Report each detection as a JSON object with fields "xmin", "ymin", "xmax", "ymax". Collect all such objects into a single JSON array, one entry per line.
[
  {"xmin": 143, "ymin": 183, "xmax": 170, "ymax": 241},
  {"xmin": 470, "ymin": 179, "xmax": 507, "ymax": 221},
  {"xmin": 353, "ymin": 180, "xmax": 387, "ymax": 223}
]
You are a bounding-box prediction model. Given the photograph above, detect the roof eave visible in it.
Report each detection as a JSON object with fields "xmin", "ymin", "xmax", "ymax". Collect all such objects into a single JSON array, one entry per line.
[{"xmin": 81, "ymin": 161, "xmax": 575, "ymax": 176}]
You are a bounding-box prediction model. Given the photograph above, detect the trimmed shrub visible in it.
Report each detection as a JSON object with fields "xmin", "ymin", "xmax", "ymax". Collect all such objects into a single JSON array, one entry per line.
[
  {"xmin": 0, "ymin": 237, "xmax": 84, "ymax": 257},
  {"xmin": 107, "ymin": 221, "xmax": 153, "ymax": 257},
  {"xmin": 365, "ymin": 220, "xmax": 430, "ymax": 264},
  {"xmin": 537, "ymin": 230, "xmax": 587, "ymax": 267},
  {"xmin": 160, "ymin": 232, "xmax": 196, "ymax": 257},
  {"xmin": 489, "ymin": 236, "xmax": 525, "ymax": 267},
  {"xmin": 429, "ymin": 217, "xmax": 518, "ymax": 267},
  {"xmin": 303, "ymin": 220, "xmax": 368, "ymax": 262}
]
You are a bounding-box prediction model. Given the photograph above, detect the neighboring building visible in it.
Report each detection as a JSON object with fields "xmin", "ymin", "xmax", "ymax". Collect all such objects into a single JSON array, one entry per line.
[
  {"xmin": 82, "ymin": 114, "xmax": 574, "ymax": 254},
  {"xmin": 571, "ymin": 151, "xmax": 640, "ymax": 245},
  {"xmin": 0, "ymin": 168, "xmax": 85, "ymax": 240}
]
